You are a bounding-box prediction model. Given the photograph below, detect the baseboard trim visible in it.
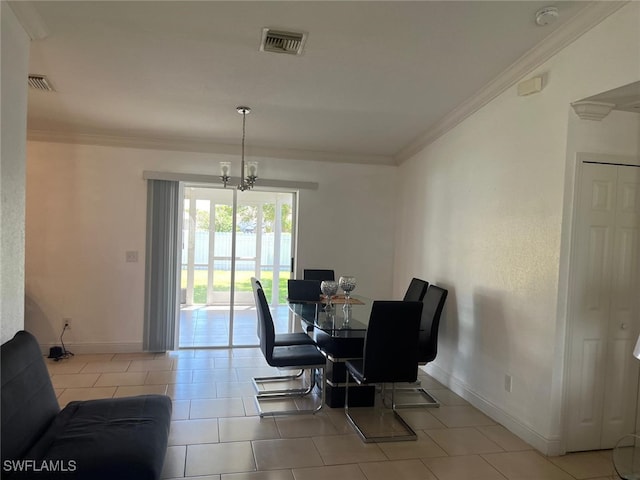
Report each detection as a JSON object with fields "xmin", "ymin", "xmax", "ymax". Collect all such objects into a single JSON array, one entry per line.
[
  {"xmin": 39, "ymin": 342, "xmax": 144, "ymax": 355},
  {"xmin": 422, "ymin": 364, "xmax": 563, "ymax": 456}
]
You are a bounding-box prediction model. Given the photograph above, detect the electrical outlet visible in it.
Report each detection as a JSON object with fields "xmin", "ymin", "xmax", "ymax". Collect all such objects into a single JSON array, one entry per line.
[
  {"xmin": 504, "ymin": 374, "xmax": 512, "ymax": 393},
  {"xmin": 63, "ymin": 318, "xmax": 72, "ymax": 329},
  {"xmin": 125, "ymin": 251, "xmax": 139, "ymax": 263}
]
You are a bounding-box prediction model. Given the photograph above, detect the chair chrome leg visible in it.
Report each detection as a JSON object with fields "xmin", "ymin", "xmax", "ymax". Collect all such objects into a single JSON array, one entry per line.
[
  {"xmin": 389, "ymin": 384, "xmax": 418, "ymax": 440},
  {"xmin": 345, "ymin": 375, "xmax": 417, "ymax": 443},
  {"xmin": 344, "ymin": 370, "xmax": 369, "ymax": 442},
  {"xmin": 413, "ymin": 387, "xmax": 440, "ymax": 407},
  {"xmin": 255, "ymin": 367, "xmax": 325, "ymax": 417},
  {"xmin": 254, "ymin": 369, "xmax": 304, "ymax": 382},
  {"xmin": 252, "ymin": 369, "xmax": 308, "ymax": 396},
  {"xmin": 254, "ymin": 379, "xmax": 315, "ymax": 397},
  {"xmin": 387, "ymin": 380, "xmax": 440, "ymax": 408}
]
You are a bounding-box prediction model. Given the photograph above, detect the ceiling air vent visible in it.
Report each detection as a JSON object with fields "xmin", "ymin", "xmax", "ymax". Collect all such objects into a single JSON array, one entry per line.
[
  {"xmin": 260, "ymin": 28, "xmax": 307, "ymax": 55},
  {"xmin": 28, "ymin": 74, "xmax": 54, "ymax": 91}
]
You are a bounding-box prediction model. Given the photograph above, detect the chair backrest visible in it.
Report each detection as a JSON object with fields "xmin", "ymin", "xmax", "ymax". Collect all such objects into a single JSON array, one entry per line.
[
  {"xmin": 251, "ymin": 277, "xmax": 263, "ymax": 308},
  {"xmin": 362, "ymin": 301, "xmax": 422, "ymax": 383},
  {"xmin": 255, "ymin": 286, "xmax": 275, "ymax": 363},
  {"xmin": 303, "ymin": 269, "xmax": 335, "ymax": 282},
  {"xmin": 251, "ymin": 277, "xmax": 263, "ymax": 339},
  {"xmin": 287, "ymin": 279, "xmax": 321, "ymax": 302},
  {"xmin": 418, "ymin": 285, "xmax": 448, "ymax": 364},
  {"xmin": 402, "ymin": 277, "xmax": 429, "ymax": 302}
]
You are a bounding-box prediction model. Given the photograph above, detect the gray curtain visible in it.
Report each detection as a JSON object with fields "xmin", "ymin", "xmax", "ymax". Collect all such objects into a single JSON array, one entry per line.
[{"xmin": 144, "ymin": 180, "xmax": 180, "ymax": 352}]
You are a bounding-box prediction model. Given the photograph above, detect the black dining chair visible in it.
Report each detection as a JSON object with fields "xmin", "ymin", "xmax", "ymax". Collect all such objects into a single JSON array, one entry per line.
[
  {"xmin": 303, "ymin": 269, "xmax": 335, "ymax": 282},
  {"xmin": 287, "ymin": 279, "xmax": 322, "ymax": 302},
  {"xmin": 402, "ymin": 277, "xmax": 428, "ymax": 302},
  {"xmin": 395, "ymin": 284, "xmax": 448, "ymax": 407},
  {"xmin": 287, "ymin": 279, "xmax": 323, "ymax": 333},
  {"xmin": 252, "ymin": 285, "xmax": 327, "ymax": 417},
  {"xmin": 344, "ymin": 300, "xmax": 423, "ymax": 442},
  {"xmin": 251, "ymin": 277, "xmax": 314, "ymax": 347},
  {"xmin": 378, "ymin": 277, "xmax": 428, "ymax": 401},
  {"xmin": 251, "ymin": 277, "xmax": 314, "ymax": 386}
]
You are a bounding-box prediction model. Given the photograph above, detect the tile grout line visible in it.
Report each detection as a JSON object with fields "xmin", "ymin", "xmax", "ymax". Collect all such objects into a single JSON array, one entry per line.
[{"xmin": 48, "ymin": 350, "xmax": 611, "ymax": 480}]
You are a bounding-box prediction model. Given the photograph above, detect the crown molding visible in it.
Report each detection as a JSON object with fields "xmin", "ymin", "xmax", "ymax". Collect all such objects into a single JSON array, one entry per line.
[
  {"xmin": 571, "ymin": 100, "xmax": 616, "ymax": 120},
  {"xmin": 27, "ymin": 129, "xmax": 395, "ymax": 166},
  {"xmin": 394, "ymin": 1, "xmax": 629, "ymax": 164},
  {"xmin": 8, "ymin": 1, "xmax": 49, "ymax": 40}
]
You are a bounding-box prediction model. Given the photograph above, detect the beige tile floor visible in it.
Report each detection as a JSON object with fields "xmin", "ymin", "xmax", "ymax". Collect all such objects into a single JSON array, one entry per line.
[{"xmin": 47, "ymin": 349, "xmax": 618, "ymax": 480}]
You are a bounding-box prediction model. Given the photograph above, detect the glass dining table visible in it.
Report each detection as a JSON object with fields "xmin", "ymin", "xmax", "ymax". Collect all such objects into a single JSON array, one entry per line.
[
  {"xmin": 288, "ymin": 296, "xmax": 376, "ymax": 408},
  {"xmin": 289, "ymin": 295, "xmax": 372, "ymax": 334}
]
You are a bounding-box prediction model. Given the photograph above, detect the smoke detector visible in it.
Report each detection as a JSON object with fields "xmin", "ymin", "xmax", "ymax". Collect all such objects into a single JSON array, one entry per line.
[
  {"xmin": 260, "ymin": 28, "xmax": 307, "ymax": 55},
  {"xmin": 28, "ymin": 74, "xmax": 54, "ymax": 91},
  {"xmin": 535, "ymin": 7, "xmax": 559, "ymax": 26}
]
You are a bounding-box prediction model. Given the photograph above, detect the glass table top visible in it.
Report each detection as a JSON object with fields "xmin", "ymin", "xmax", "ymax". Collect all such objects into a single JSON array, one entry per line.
[{"xmin": 288, "ymin": 295, "xmax": 372, "ymax": 335}]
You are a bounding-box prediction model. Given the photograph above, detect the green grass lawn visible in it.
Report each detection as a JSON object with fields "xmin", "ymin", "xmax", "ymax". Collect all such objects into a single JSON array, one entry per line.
[{"xmin": 181, "ymin": 270, "xmax": 289, "ymax": 304}]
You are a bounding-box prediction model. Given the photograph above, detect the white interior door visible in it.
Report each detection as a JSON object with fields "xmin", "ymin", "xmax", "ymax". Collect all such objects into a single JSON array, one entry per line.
[{"xmin": 566, "ymin": 162, "xmax": 640, "ymax": 452}]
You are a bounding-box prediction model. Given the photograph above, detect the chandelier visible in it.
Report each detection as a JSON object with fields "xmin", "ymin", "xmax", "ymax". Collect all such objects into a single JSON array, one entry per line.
[{"xmin": 220, "ymin": 106, "xmax": 257, "ymax": 191}]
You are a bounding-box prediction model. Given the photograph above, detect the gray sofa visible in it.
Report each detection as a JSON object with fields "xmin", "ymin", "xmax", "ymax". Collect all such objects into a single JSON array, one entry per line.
[{"xmin": 1, "ymin": 330, "xmax": 172, "ymax": 479}]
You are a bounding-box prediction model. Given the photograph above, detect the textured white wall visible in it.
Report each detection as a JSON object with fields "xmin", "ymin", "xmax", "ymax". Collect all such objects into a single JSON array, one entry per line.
[
  {"xmin": 25, "ymin": 142, "xmax": 397, "ymax": 350},
  {"xmin": 1, "ymin": 3, "xmax": 29, "ymax": 343},
  {"xmin": 393, "ymin": 3, "xmax": 639, "ymax": 454}
]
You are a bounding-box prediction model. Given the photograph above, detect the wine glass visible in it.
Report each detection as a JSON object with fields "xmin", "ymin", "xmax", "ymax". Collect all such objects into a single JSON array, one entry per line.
[
  {"xmin": 321, "ymin": 280, "xmax": 339, "ymax": 312},
  {"xmin": 338, "ymin": 276, "xmax": 357, "ymax": 312}
]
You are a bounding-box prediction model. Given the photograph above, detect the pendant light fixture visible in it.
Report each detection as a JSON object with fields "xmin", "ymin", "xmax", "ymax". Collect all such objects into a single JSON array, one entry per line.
[{"xmin": 220, "ymin": 106, "xmax": 257, "ymax": 191}]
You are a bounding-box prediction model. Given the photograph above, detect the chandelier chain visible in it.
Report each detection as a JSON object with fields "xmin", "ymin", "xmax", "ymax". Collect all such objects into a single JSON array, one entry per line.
[{"xmin": 220, "ymin": 106, "xmax": 257, "ymax": 191}]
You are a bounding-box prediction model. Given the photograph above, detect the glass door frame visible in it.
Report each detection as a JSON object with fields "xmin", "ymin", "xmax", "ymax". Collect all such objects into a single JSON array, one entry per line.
[{"xmin": 177, "ymin": 183, "xmax": 297, "ymax": 348}]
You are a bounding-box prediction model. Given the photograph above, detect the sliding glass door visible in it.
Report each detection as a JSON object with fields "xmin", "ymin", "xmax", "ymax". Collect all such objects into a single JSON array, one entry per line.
[
  {"xmin": 179, "ymin": 186, "xmax": 294, "ymax": 348},
  {"xmin": 232, "ymin": 191, "xmax": 294, "ymax": 345}
]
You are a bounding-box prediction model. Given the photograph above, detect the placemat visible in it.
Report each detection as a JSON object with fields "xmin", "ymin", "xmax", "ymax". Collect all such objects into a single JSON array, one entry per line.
[{"xmin": 322, "ymin": 295, "xmax": 364, "ymax": 305}]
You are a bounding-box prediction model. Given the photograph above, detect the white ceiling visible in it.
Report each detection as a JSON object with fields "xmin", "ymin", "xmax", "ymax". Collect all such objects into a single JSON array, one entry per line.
[{"xmin": 16, "ymin": 1, "xmax": 624, "ymax": 165}]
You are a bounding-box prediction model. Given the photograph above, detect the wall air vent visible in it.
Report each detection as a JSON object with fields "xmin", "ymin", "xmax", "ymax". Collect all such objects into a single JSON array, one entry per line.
[
  {"xmin": 260, "ymin": 28, "xmax": 307, "ymax": 55},
  {"xmin": 28, "ymin": 74, "xmax": 54, "ymax": 91}
]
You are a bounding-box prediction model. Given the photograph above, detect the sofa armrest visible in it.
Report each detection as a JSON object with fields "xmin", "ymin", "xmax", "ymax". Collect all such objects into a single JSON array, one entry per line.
[{"xmin": 1, "ymin": 331, "xmax": 60, "ymax": 463}]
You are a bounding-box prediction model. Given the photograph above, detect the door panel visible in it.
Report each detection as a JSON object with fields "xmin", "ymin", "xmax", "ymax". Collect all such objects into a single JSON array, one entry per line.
[
  {"xmin": 179, "ymin": 188, "xmax": 234, "ymax": 348},
  {"xmin": 579, "ymin": 339, "xmax": 602, "ymax": 422},
  {"xmin": 232, "ymin": 192, "xmax": 294, "ymax": 345},
  {"xmin": 586, "ymin": 226, "xmax": 610, "ymax": 310},
  {"xmin": 567, "ymin": 163, "xmax": 640, "ymax": 451},
  {"xmin": 567, "ymin": 164, "xmax": 616, "ymax": 451},
  {"xmin": 602, "ymin": 166, "xmax": 640, "ymax": 447}
]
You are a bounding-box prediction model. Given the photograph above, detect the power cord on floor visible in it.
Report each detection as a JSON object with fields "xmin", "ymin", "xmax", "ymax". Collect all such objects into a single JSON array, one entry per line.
[{"xmin": 55, "ymin": 323, "xmax": 74, "ymax": 361}]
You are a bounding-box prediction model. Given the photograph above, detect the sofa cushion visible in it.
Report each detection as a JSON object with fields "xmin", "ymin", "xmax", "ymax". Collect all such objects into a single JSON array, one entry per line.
[
  {"xmin": 1, "ymin": 331, "xmax": 60, "ymax": 462},
  {"xmin": 21, "ymin": 395, "xmax": 172, "ymax": 480}
]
